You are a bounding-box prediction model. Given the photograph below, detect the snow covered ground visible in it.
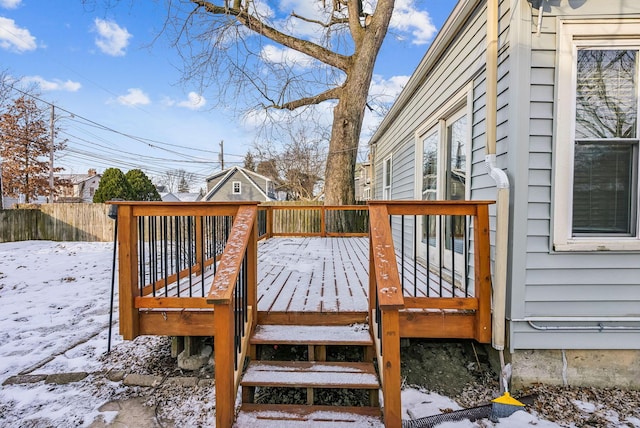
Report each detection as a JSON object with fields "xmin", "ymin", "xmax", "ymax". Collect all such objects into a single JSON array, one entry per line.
[{"xmin": 0, "ymin": 240, "xmax": 637, "ymax": 427}]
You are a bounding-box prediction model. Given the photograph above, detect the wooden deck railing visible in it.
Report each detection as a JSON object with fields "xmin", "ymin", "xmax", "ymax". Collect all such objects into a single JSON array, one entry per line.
[
  {"xmin": 114, "ymin": 200, "xmax": 493, "ymax": 427},
  {"xmin": 258, "ymin": 204, "xmax": 369, "ymax": 237},
  {"xmin": 206, "ymin": 205, "xmax": 258, "ymax": 427},
  {"xmin": 368, "ymin": 200, "xmax": 494, "ymax": 427},
  {"xmin": 114, "ymin": 201, "xmax": 258, "ymax": 428}
]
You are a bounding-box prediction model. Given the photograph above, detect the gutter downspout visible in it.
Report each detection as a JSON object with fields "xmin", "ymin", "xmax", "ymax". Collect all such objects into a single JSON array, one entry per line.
[{"xmin": 485, "ymin": 0, "xmax": 511, "ymax": 391}]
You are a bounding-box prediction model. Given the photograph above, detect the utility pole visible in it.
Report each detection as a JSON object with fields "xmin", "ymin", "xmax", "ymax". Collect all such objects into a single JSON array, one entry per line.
[
  {"xmin": 219, "ymin": 140, "xmax": 224, "ymax": 170},
  {"xmin": 49, "ymin": 105, "xmax": 55, "ymax": 202}
]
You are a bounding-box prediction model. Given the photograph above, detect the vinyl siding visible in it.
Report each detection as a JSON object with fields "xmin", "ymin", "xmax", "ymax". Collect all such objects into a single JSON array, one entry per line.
[
  {"xmin": 372, "ymin": 0, "xmax": 640, "ymax": 351},
  {"xmin": 372, "ymin": 0, "xmax": 506, "ymax": 290},
  {"xmin": 205, "ymin": 171, "xmax": 268, "ymax": 202},
  {"xmin": 508, "ymin": 1, "xmax": 640, "ymax": 349}
]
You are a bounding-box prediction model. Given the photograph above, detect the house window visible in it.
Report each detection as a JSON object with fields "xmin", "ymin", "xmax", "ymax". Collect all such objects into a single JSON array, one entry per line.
[
  {"xmin": 232, "ymin": 181, "xmax": 241, "ymax": 194},
  {"xmin": 554, "ymin": 20, "xmax": 640, "ymax": 251},
  {"xmin": 383, "ymin": 156, "xmax": 392, "ymax": 199}
]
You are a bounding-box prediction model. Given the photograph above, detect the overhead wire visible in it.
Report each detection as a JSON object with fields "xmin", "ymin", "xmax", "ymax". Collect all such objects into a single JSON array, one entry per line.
[{"xmin": 4, "ymin": 85, "xmax": 247, "ymax": 171}]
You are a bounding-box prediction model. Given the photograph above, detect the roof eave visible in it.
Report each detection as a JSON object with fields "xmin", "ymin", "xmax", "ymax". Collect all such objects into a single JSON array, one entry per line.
[{"xmin": 369, "ymin": 0, "xmax": 481, "ymax": 145}]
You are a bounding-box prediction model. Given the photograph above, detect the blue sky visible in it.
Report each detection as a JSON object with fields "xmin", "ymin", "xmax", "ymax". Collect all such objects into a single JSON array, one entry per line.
[{"xmin": 0, "ymin": 0, "xmax": 457, "ymax": 188}]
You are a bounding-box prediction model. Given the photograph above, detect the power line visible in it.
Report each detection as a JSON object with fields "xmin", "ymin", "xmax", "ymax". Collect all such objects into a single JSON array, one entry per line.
[{"xmin": 5, "ymin": 85, "xmax": 247, "ymax": 161}]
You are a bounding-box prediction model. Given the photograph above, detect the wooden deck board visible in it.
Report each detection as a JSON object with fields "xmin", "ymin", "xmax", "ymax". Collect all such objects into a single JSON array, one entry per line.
[{"xmin": 257, "ymin": 237, "xmax": 370, "ymax": 315}]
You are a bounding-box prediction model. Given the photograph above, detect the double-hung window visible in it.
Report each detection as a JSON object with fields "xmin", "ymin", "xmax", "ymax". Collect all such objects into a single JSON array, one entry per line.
[
  {"xmin": 232, "ymin": 181, "xmax": 241, "ymax": 194},
  {"xmin": 554, "ymin": 20, "xmax": 640, "ymax": 251}
]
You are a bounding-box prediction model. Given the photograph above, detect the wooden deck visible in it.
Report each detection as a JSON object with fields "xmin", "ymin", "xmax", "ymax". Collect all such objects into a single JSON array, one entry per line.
[
  {"xmin": 114, "ymin": 201, "xmax": 494, "ymax": 428},
  {"xmin": 257, "ymin": 237, "xmax": 370, "ymax": 315}
]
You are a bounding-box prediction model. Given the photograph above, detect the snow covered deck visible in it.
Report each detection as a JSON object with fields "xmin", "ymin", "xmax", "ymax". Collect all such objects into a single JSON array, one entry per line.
[{"xmin": 257, "ymin": 237, "xmax": 370, "ymax": 315}]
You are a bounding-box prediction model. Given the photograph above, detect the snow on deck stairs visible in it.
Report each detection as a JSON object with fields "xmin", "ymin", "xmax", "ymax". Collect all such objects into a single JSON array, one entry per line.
[{"xmin": 236, "ymin": 324, "xmax": 383, "ymax": 426}]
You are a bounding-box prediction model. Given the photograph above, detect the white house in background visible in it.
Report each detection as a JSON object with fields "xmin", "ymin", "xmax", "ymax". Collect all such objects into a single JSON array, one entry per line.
[
  {"xmin": 159, "ymin": 192, "xmax": 202, "ymax": 202},
  {"xmin": 159, "ymin": 192, "xmax": 181, "ymax": 202},
  {"xmin": 56, "ymin": 169, "xmax": 102, "ymax": 203},
  {"xmin": 203, "ymin": 166, "xmax": 276, "ymax": 202},
  {"xmin": 369, "ymin": 0, "xmax": 640, "ymax": 389},
  {"xmin": 354, "ymin": 160, "xmax": 372, "ymax": 201}
]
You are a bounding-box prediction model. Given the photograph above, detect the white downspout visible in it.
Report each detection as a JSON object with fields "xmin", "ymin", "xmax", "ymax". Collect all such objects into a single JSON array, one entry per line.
[{"xmin": 485, "ymin": 0, "xmax": 510, "ymax": 390}]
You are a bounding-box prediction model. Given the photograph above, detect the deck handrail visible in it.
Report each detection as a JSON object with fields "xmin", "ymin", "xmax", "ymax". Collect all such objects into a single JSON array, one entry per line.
[
  {"xmin": 113, "ymin": 201, "xmax": 258, "ymax": 428},
  {"xmin": 367, "ymin": 200, "xmax": 494, "ymax": 427},
  {"xmin": 368, "ymin": 204, "xmax": 404, "ymax": 427},
  {"xmin": 207, "ymin": 204, "xmax": 258, "ymax": 428}
]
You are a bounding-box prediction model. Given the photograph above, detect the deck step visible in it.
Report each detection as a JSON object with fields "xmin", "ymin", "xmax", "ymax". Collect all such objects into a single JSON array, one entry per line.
[
  {"xmin": 235, "ymin": 404, "xmax": 383, "ymax": 427},
  {"xmin": 250, "ymin": 324, "xmax": 372, "ymax": 346},
  {"xmin": 241, "ymin": 360, "xmax": 379, "ymax": 389}
]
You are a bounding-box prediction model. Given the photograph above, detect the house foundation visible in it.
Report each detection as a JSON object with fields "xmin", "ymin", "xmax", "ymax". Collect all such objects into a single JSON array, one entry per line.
[{"xmin": 508, "ymin": 349, "xmax": 640, "ymax": 390}]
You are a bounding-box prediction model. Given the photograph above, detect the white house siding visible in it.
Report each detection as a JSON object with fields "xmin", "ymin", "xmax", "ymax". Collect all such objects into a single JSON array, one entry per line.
[{"xmin": 508, "ymin": 1, "xmax": 640, "ymax": 350}]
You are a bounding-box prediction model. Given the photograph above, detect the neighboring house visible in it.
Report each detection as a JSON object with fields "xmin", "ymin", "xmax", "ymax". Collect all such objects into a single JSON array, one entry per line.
[
  {"xmin": 159, "ymin": 192, "xmax": 181, "ymax": 202},
  {"xmin": 354, "ymin": 160, "xmax": 372, "ymax": 201},
  {"xmin": 203, "ymin": 166, "xmax": 276, "ymax": 202},
  {"xmin": 174, "ymin": 192, "xmax": 202, "ymax": 202},
  {"xmin": 1, "ymin": 195, "xmax": 47, "ymax": 208},
  {"xmin": 159, "ymin": 192, "xmax": 202, "ymax": 202},
  {"xmin": 56, "ymin": 169, "xmax": 101, "ymax": 203},
  {"xmin": 369, "ymin": 0, "xmax": 640, "ymax": 389}
]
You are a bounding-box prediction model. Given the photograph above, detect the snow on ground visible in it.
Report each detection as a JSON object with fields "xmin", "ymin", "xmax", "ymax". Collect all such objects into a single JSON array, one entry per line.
[{"xmin": 0, "ymin": 240, "xmax": 632, "ymax": 427}]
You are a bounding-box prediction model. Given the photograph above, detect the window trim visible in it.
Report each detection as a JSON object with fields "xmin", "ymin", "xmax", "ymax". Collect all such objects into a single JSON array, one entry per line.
[
  {"xmin": 383, "ymin": 155, "xmax": 392, "ymax": 199},
  {"xmin": 232, "ymin": 181, "xmax": 242, "ymax": 195},
  {"xmin": 553, "ymin": 19, "xmax": 640, "ymax": 252},
  {"xmin": 414, "ymin": 83, "xmax": 472, "ymax": 201}
]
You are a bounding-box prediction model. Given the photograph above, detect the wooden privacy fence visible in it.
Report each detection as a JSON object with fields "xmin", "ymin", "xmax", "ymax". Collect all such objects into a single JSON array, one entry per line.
[{"xmin": 0, "ymin": 204, "xmax": 114, "ymax": 243}]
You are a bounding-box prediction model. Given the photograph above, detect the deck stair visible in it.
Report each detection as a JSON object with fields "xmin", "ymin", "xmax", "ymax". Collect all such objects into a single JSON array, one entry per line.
[{"xmin": 236, "ymin": 324, "xmax": 383, "ymax": 426}]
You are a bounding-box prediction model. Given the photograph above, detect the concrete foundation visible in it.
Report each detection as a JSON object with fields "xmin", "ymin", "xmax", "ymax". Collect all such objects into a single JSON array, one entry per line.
[{"xmin": 508, "ymin": 349, "xmax": 640, "ymax": 390}]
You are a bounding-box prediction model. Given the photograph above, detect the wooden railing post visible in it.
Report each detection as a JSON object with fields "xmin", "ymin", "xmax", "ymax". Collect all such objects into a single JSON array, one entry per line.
[
  {"xmin": 320, "ymin": 206, "xmax": 326, "ymax": 237},
  {"xmin": 381, "ymin": 309, "xmax": 401, "ymax": 427},
  {"xmin": 194, "ymin": 215, "xmax": 203, "ymax": 274},
  {"xmin": 117, "ymin": 204, "xmax": 139, "ymax": 340},
  {"xmin": 266, "ymin": 206, "xmax": 273, "ymax": 238},
  {"xmin": 213, "ymin": 301, "xmax": 235, "ymax": 428},
  {"xmin": 474, "ymin": 204, "xmax": 492, "ymax": 343},
  {"xmin": 369, "ymin": 203, "xmax": 405, "ymax": 428}
]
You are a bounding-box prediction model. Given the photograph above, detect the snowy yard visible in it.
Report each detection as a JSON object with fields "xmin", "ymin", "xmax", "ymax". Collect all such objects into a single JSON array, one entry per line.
[{"xmin": 0, "ymin": 240, "xmax": 638, "ymax": 427}]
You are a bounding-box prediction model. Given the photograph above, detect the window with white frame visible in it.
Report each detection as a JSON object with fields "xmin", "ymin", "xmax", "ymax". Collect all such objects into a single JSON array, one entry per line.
[
  {"xmin": 232, "ymin": 181, "xmax": 241, "ymax": 194},
  {"xmin": 554, "ymin": 20, "xmax": 640, "ymax": 251},
  {"xmin": 416, "ymin": 105, "xmax": 469, "ymax": 250},
  {"xmin": 383, "ymin": 156, "xmax": 392, "ymax": 199}
]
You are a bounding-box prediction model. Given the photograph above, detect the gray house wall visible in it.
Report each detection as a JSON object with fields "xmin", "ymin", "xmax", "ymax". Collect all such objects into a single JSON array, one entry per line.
[
  {"xmin": 371, "ymin": 0, "xmax": 640, "ymax": 362},
  {"xmin": 204, "ymin": 168, "xmax": 273, "ymax": 202},
  {"xmin": 507, "ymin": 1, "xmax": 640, "ymax": 351}
]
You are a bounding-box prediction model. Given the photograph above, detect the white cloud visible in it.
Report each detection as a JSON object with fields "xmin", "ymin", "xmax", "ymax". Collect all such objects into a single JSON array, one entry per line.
[
  {"xmin": 23, "ymin": 76, "xmax": 82, "ymax": 92},
  {"xmin": 0, "ymin": 0, "xmax": 21, "ymax": 9},
  {"xmin": 93, "ymin": 18, "xmax": 131, "ymax": 56},
  {"xmin": 261, "ymin": 45, "xmax": 314, "ymax": 68},
  {"xmin": 177, "ymin": 92, "xmax": 206, "ymax": 110},
  {"xmin": 369, "ymin": 74, "xmax": 409, "ymax": 103},
  {"xmin": 390, "ymin": 0, "xmax": 437, "ymax": 45},
  {"xmin": 0, "ymin": 17, "xmax": 36, "ymax": 52},
  {"xmin": 117, "ymin": 88, "xmax": 150, "ymax": 106}
]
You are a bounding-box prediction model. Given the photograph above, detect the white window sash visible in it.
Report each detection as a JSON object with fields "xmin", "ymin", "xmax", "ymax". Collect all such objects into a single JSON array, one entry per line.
[{"xmin": 553, "ymin": 19, "xmax": 640, "ymax": 251}]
